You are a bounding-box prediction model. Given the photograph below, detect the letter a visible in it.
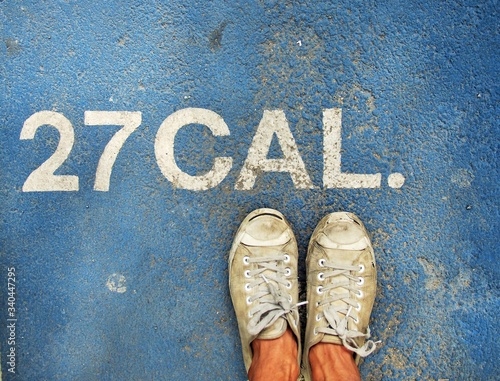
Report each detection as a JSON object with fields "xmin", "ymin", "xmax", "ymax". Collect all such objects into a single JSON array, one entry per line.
[{"xmin": 235, "ymin": 110, "xmax": 314, "ymax": 190}]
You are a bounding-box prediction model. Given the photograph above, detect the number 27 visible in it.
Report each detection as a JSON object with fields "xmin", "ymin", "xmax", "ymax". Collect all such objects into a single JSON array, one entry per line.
[{"xmin": 20, "ymin": 111, "xmax": 141, "ymax": 192}]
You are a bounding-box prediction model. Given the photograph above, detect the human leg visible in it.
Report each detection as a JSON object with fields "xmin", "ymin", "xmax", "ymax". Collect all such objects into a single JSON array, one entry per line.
[
  {"xmin": 248, "ymin": 326, "xmax": 300, "ymax": 381},
  {"xmin": 309, "ymin": 343, "xmax": 360, "ymax": 381}
]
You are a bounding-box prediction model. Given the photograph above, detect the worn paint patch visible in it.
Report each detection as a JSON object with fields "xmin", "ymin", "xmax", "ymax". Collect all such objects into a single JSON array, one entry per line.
[
  {"xmin": 106, "ymin": 273, "xmax": 127, "ymax": 293},
  {"xmin": 451, "ymin": 168, "xmax": 474, "ymax": 188},
  {"xmin": 4, "ymin": 38, "xmax": 21, "ymax": 55},
  {"xmin": 209, "ymin": 21, "xmax": 228, "ymax": 51}
]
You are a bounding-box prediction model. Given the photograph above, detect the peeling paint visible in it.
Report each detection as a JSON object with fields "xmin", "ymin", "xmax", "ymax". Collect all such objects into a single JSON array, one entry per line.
[{"xmin": 106, "ymin": 273, "xmax": 127, "ymax": 293}]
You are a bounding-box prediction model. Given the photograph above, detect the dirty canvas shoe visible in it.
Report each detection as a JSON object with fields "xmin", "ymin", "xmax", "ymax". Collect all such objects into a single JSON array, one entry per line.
[
  {"xmin": 302, "ymin": 212, "xmax": 378, "ymax": 380},
  {"xmin": 229, "ymin": 208, "xmax": 302, "ymax": 373}
]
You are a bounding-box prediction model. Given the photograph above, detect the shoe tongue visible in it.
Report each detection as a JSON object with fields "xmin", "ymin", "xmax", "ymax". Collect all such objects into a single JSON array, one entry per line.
[
  {"xmin": 257, "ymin": 318, "xmax": 287, "ymax": 340},
  {"xmin": 320, "ymin": 334, "xmax": 342, "ymax": 345}
]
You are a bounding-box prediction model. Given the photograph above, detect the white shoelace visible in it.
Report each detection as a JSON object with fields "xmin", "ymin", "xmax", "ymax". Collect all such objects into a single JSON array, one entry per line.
[
  {"xmin": 316, "ymin": 260, "xmax": 379, "ymax": 357},
  {"xmin": 245, "ymin": 252, "xmax": 306, "ymax": 336}
]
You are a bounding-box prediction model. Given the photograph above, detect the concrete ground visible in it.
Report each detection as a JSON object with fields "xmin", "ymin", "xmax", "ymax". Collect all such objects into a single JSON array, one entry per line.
[{"xmin": 1, "ymin": 1, "xmax": 498, "ymax": 380}]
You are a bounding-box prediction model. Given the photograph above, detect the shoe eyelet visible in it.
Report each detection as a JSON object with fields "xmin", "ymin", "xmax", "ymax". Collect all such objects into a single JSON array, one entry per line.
[
  {"xmin": 316, "ymin": 301, "xmax": 321, "ymax": 307},
  {"xmin": 317, "ymin": 272, "xmax": 325, "ymax": 281},
  {"xmin": 244, "ymin": 270, "xmax": 251, "ymax": 278},
  {"xmin": 243, "ymin": 256, "xmax": 250, "ymax": 265},
  {"xmin": 317, "ymin": 286, "xmax": 324, "ymax": 295},
  {"xmin": 357, "ymin": 277, "xmax": 364, "ymax": 286},
  {"xmin": 356, "ymin": 290, "xmax": 363, "ymax": 298},
  {"xmin": 286, "ymin": 281, "xmax": 292, "ymax": 289},
  {"xmin": 318, "ymin": 259, "xmax": 325, "ymax": 267},
  {"xmin": 315, "ymin": 313, "xmax": 321, "ymax": 322},
  {"xmin": 285, "ymin": 268, "xmax": 292, "ymax": 277},
  {"xmin": 355, "ymin": 302, "xmax": 361, "ymax": 311},
  {"xmin": 313, "ymin": 328, "xmax": 318, "ymax": 335},
  {"xmin": 284, "ymin": 254, "xmax": 290, "ymax": 263},
  {"xmin": 244, "ymin": 283, "xmax": 251, "ymax": 292},
  {"xmin": 288, "ymin": 295, "xmax": 292, "ymax": 302},
  {"xmin": 248, "ymin": 311, "xmax": 253, "ymax": 318},
  {"xmin": 358, "ymin": 264, "xmax": 365, "ymax": 273},
  {"xmin": 246, "ymin": 297, "xmax": 252, "ymax": 305},
  {"xmin": 353, "ymin": 317, "xmax": 359, "ymax": 324}
]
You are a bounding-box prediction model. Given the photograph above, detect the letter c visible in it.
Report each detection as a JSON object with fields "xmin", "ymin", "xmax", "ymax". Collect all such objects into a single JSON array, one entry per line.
[{"xmin": 154, "ymin": 108, "xmax": 233, "ymax": 190}]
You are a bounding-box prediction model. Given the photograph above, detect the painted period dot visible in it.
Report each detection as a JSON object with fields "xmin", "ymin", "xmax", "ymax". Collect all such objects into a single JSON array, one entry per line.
[{"xmin": 388, "ymin": 173, "xmax": 405, "ymax": 188}]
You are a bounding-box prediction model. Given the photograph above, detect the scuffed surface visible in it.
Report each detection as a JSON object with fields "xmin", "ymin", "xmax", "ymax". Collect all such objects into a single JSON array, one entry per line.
[{"xmin": 1, "ymin": 0, "xmax": 498, "ymax": 380}]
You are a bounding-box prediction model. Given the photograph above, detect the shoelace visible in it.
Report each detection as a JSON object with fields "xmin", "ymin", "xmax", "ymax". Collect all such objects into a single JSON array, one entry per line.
[
  {"xmin": 316, "ymin": 260, "xmax": 378, "ymax": 357},
  {"xmin": 245, "ymin": 252, "xmax": 306, "ymax": 336}
]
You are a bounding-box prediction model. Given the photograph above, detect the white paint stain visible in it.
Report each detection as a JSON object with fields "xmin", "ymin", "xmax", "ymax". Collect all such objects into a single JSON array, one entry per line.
[
  {"xmin": 106, "ymin": 273, "xmax": 127, "ymax": 293},
  {"xmin": 451, "ymin": 168, "xmax": 474, "ymax": 188}
]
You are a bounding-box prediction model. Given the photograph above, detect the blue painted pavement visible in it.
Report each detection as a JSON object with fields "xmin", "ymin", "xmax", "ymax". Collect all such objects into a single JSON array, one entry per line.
[{"xmin": 1, "ymin": 1, "xmax": 498, "ymax": 380}]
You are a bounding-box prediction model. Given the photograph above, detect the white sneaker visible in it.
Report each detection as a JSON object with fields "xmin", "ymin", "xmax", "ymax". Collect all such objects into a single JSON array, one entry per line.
[
  {"xmin": 303, "ymin": 212, "xmax": 378, "ymax": 380},
  {"xmin": 229, "ymin": 208, "xmax": 302, "ymax": 373}
]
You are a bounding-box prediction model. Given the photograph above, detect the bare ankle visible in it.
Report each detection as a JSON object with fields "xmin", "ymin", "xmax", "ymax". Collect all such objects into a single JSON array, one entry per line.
[
  {"xmin": 248, "ymin": 327, "xmax": 299, "ymax": 381},
  {"xmin": 309, "ymin": 343, "xmax": 361, "ymax": 381}
]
